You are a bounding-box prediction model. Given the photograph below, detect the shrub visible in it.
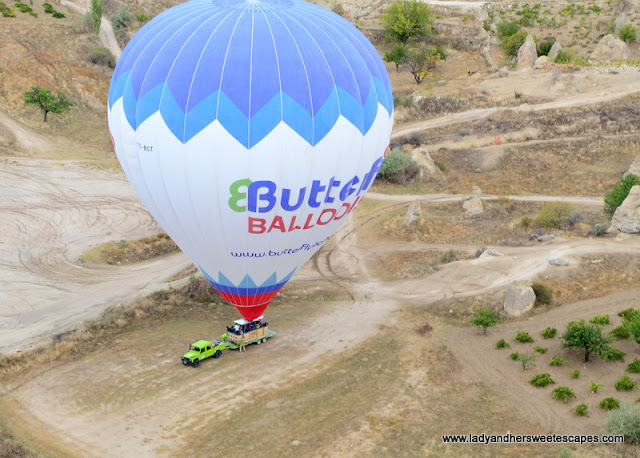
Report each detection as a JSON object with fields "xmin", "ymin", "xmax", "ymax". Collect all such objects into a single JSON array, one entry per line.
[
  {"xmin": 496, "ymin": 339, "xmax": 510, "ymax": 349},
  {"xmin": 134, "ymin": 11, "xmax": 150, "ymax": 23},
  {"xmin": 593, "ymin": 223, "xmax": 608, "ymax": 237},
  {"xmin": 440, "ymin": 249, "xmax": 458, "ymax": 264},
  {"xmin": 568, "ymin": 212, "xmax": 583, "ymax": 225},
  {"xmin": 385, "ymin": 45, "xmax": 408, "ymax": 71},
  {"xmin": 626, "ymin": 358, "xmax": 640, "ymax": 373},
  {"xmin": 535, "ymin": 346, "xmax": 548, "ymax": 354},
  {"xmin": 600, "ymin": 397, "xmax": 620, "ymax": 410},
  {"xmin": 606, "ymin": 403, "xmax": 640, "ymax": 443},
  {"xmin": 611, "ymin": 326, "xmax": 630, "ymax": 340},
  {"xmin": 393, "ymin": 95, "xmax": 413, "ymax": 108},
  {"xmin": 590, "ymin": 315, "xmax": 610, "ymax": 325},
  {"xmin": 615, "ymin": 375, "xmax": 637, "ymax": 391},
  {"xmin": 604, "ymin": 174, "xmax": 640, "ymax": 216},
  {"xmin": 619, "ymin": 308, "xmax": 640, "ymax": 322},
  {"xmin": 589, "ymin": 381, "xmax": 604, "ymax": 393},
  {"xmin": 519, "ymin": 353, "xmax": 537, "ymax": 371},
  {"xmin": 510, "ymin": 352, "xmax": 520, "ymax": 361},
  {"xmin": 515, "ymin": 331, "xmax": 534, "ymax": 343},
  {"xmin": 52, "ymin": 11, "xmax": 65, "ymax": 18},
  {"xmin": 514, "ymin": 91, "xmax": 522, "ymax": 99},
  {"xmin": 532, "ymin": 282, "xmax": 553, "ymax": 305},
  {"xmin": 378, "ymin": 149, "xmax": 419, "ymax": 183},
  {"xmin": 554, "ymin": 48, "xmax": 578, "ymax": 64},
  {"xmin": 500, "ymin": 30, "xmax": 529, "ymax": 57},
  {"xmin": 541, "ymin": 327, "xmax": 557, "ymax": 339},
  {"xmin": 483, "ymin": 21, "xmax": 491, "ymax": 32},
  {"xmin": 496, "ymin": 18, "xmax": 521, "ymax": 38},
  {"xmin": 552, "ymin": 386, "xmax": 576, "ymax": 403},
  {"xmin": 530, "ymin": 373, "xmax": 555, "ymax": 387},
  {"xmin": 433, "ymin": 159, "xmax": 446, "ymax": 171},
  {"xmin": 86, "ymin": 47, "xmax": 116, "ymax": 68},
  {"xmin": 602, "ymin": 346, "xmax": 626, "ymax": 362},
  {"xmin": 537, "ymin": 36, "xmax": 556, "ymax": 56},
  {"xmin": 111, "ymin": 6, "xmax": 133, "ymax": 32},
  {"xmin": 537, "ymin": 202, "xmax": 571, "ymax": 228},
  {"xmin": 43, "ymin": 2, "xmax": 54, "ymax": 13},
  {"xmin": 619, "ymin": 24, "xmax": 637, "ymax": 43},
  {"xmin": 520, "ymin": 216, "xmax": 532, "ymax": 228},
  {"xmin": 550, "ymin": 356, "xmax": 566, "ymax": 366},
  {"xmin": 569, "ymin": 369, "xmax": 581, "ymax": 379},
  {"xmin": 573, "ymin": 404, "xmax": 589, "ymax": 416}
]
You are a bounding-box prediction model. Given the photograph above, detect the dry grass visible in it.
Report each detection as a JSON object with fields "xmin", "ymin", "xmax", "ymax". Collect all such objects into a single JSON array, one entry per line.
[
  {"xmin": 0, "ymin": 426, "xmax": 38, "ymax": 458},
  {"xmin": 79, "ymin": 233, "xmax": 179, "ymax": 265}
]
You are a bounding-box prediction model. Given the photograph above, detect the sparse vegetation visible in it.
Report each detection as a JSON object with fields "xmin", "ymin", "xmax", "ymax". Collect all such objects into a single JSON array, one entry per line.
[
  {"xmin": 614, "ymin": 375, "xmax": 637, "ymax": 391},
  {"xmin": 626, "ymin": 358, "xmax": 640, "ymax": 373},
  {"xmin": 541, "ymin": 327, "xmax": 557, "ymax": 339},
  {"xmin": 610, "ymin": 325, "xmax": 630, "ymax": 340},
  {"xmin": 534, "ymin": 346, "xmax": 548, "ymax": 354},
  {"xmin": 519, "ymin": 216, "xmax": 533, "ymax": 228},
  {"xmin": 111, "ymin": 6, "xmax": 134, "ymax": 34},
  {"xmin": 573, "ymin": 404, "xmax": 588, "ymax": 416},
  {"xmin": 606, "ymin": 403, "xmax": 640, "ymax": 443},
  {"xmin": 619, "ymin": 24, "xmax": 637, "ymax": 44},
  {"xmin": 569, "ymin": 369, "xmax": 581, "ymax": 379},
  {"xmin": 530, "ymin": 373, "xmax": 555, "ymax": 387},
  {"xmin": 593, "ymin": 223, "xmax": 608, "ymax": 237},
  {"xmin": 79, "ymin": 233, "xmax": 178, "ymax": 265},
  {"xmin": 600, "ymin": 397, "xmax": 620, "ymax": 410},
  {"xmin": 604, "ymin": 175, "xmax": 640, "ymax": 217},
  {"xmin": 536, "ymin": 202, "xmax": 572, "ymax": 229},
  {"xmin": 589, "ymin": 381, "xmax": 604, "ymax": 393},
  {"xmin": 532, "ymin": 282, "xmax": 553, "ymax": 305},
  {"xmin": 134, "ymin": 11, "xmax": 150, "ymax": 23},
  {"xmin": 515, "ymin": 330, "xmax": 534, "ymax": 343},
  {"xmin": 496, "ymin": 339, "xmax": 510, "ymax": 349},
  {"xmin": 519, "ymin": 353, "xmax": 537, "ymax": 371},
  {"xmin": 471, "ymin": 307, "xmax": 500, "ymax": 334},
  {"xmin": 602, "ymin": 346, "xmax": 626, "ymax": 362},
  {"xmin": 549, "ymin": 356, "xmax": 566, "ymax": 366},
  {"xmin": 590, "ymin": 314, "xmax": 610, "ymax": 325},
  {"xmin": 536, "ymin": 36, "xmax": 556, "ymax": 56},
  {"xmin": 86, "ymin": 47, "xmax": 116, "ymax": 68},
  {"xmin": 551, "ymin": 386, "xmax": 576, "ymax": 403},
  {"xmin": 510, "ymin": 352, "xmax": 520, "ymax": 361}
]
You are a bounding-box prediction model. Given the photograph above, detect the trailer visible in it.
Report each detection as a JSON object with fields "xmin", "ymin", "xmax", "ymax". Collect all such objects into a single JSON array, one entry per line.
[{"xmin": 221, "ymin": 316, "xmax": 276, "ymax": 349}]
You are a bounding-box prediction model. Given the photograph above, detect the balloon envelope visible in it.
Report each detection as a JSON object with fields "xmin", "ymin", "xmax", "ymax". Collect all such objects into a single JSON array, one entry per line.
[{"xmin": 108, "ymin": 0, "xmax": 394, "ymax": 320}]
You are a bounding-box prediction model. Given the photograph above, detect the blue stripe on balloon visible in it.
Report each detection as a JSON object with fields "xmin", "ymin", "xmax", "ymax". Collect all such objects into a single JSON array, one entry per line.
[
  {"xmin": 248, "ymin": 93, "xmax": 282, "ymax": 148},
  {"xmin": 199, "ymin": 267, "xmax": 297, "ymax": 294}
]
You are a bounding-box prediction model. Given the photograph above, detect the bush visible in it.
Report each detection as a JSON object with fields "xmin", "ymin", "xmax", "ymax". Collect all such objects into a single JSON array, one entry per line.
[
  {"xmin": 86, "ymin": 47, "xmax": 116, "ymax": 68},
  {"xmin": 496, "ymin": 339, "xmax": 510, "ymax": 349},
  {"xmin": 43, "ymin": 2, "xmax": 54, "ymax": 13},
  {"xmin": 530, "ymin": 373, "xmax": 555, "ymax": 387},
  {"xmin": 615, "ymin": 375, "xmax": 637, "ymax": 391},
  {"xmin": 602, "ymin": 346, "xmax": 626, "ymax": 362},
  {"xmin": 439, "ymin": 249, "xmax": 458, "ymax": 264},
  {"xmin": 514, "ymin": 91, "xmax": 522, "ymax": 99},
  {"xmin": 134, "ymin": 11, "xmax": 150, "ymax": 23},
  {"xmin": 519, "ymin": 353, "xmax": 537, "ymax": 371},
  {"xmin": 590, "ymin": 315, "xmax": 610, "ymax": 325},
  {"xmin": 552, "ymin": 386, "xmax": 576, "ymax": 403},
  {"xmin": 520, "ymin": 216, "xmax": 533, "ymax": 228},
  {"xmin": 550, "ymin": 356, "xmax": 566, "ymax": 366},
  {"xmin": 532, "ymin": 282, "xmax": 553, "ymax": 305},
  {"xmin": 515, "ymin": 331, "xmax": 534, "ymax": 343},
  {"xmin": 626, "ymin": 358, "xmax": 640, "ymax": 373},
  {"xmin": 606, "ymin": 403, "xmax": 640, "ymax": 443},
  {"xmin": 393, "ymin": 95, "xmax": 413, "ymax": 108},
  {"xmin": 593, "ymin": 224, "xmax": 608, "ymax": 237},
  {"xmin": 537, "ymin": 36, "xmax": 556, "ymax": 56},
  {"xmin": 604, "ymin": 174, "xmax": 640, "ymax": 216},
  {"xmin": 600, "ymin": 397, "xmax": 620, "ymax": 410},
  {"xmin": 52, "ymin": 11, "xmax": 65, "ymax": 18},
  {"xmin": 568, "ymin": 212, "xmax": 583, "ymax": 225},
  {"xmin": 573, "ymin": 404, "xmax": 589, "ymax": 416},
  {"xmin": 537, "ymin": 202, "xmax": 572, "ymax": 228},
  {"xmin": 510, "ymin": 352, "xmax": 520, "ymax": 361},
  {"xmin": 611, "ymin": 326, "xmax": 630, "ymax": 340},
  {"xmin": 554, "ymin": 48, "xmax": 579, "ymax": 64},
  {"xmin": 589, "ymin": 381, "xmax": 604, "ymax": 393},
  {"xmin": 569, "ymin": 369, "xmax": 581, "ymax": 379},
  {"xmin": 535, "ymin": 346, "xmax": 548, "ymax": 354},
  {"xmin": 500, "ymin": 30, "xmax": 529, "ymax": 57},
  {"xmin": 619, "ymin": 24, "xmax": 637, "ymax": 43},
  {"xmin": 378, "ymin": 149, "xmax": 419, "ymax": 183},
  {"xmin": 111, "ymin": 6, "xmax": 133, "ymax": 32},
  {"xmin": 619, "ymin": 308, "xmax": 640, "ymax": 322},
  {"xmin": 496, "ymin": 18, "xmax": 521, "ymax": 38},
  {"xmin": 433, "ymin": 159, "xmax": 446, "ymax": 171},
  {"xmin": 541, "ymin": 327, "xmax": 557, "ymax": 339}
]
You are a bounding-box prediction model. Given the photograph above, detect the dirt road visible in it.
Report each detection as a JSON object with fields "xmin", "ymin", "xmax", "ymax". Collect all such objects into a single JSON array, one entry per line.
[
  {"xmin": 60, "ymin": 0, "xmax": 122, "ymax": 58},
  {"xmin": 0, "ymin": 159, "xmax": 189, "ymax": 354}
]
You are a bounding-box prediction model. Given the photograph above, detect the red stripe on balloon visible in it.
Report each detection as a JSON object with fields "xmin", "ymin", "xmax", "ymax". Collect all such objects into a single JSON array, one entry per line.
[{"xmin": 215, "ymin": 289, "xmax": 280, "ymax": 321}]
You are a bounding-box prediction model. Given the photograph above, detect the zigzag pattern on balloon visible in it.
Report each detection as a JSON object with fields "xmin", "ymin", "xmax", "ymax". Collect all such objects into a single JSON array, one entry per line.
[{"xmin": 110, "ymin": 73, "xmax": 392, "ymax": 147}]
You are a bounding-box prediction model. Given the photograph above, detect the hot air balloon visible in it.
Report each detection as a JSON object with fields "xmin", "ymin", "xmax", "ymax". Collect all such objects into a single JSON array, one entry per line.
[{"xmin": 108, "ymin": 0, "xmax": 393, "ymax": 321}]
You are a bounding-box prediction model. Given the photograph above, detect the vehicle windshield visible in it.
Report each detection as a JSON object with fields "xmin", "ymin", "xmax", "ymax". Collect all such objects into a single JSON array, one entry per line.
[{"xmin": 190, "ymin": 346, "xmax": 201, "ymax": 352}]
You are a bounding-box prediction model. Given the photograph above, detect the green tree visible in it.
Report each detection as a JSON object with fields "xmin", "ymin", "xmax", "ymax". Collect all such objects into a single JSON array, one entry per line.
[
  {"xmin": 500, "ymin": 30, "xmax": 529, "ymax": 58},
  {"xmin": 604, "ymin": 174, "xmax": 640, "ymax": 216},
  {"xmin": 382, "ymin": 1, "xmax": 433, "ymax": 44},
  {"xmin": 496, "ymin": 18, "xmax": 521, "ymax": 39},
  {"xmin": 23, "ymin": 86, "xmax": 74, "ymax": 122},
  {"xmin": 384, "ymin": 44, "xmax": 407, "ymax": 71},
  {"xmin": 619, "ymin": 24, "xmax": 637, "ymax": 44},
  {"xmin": 111, "ymin": 6, "xmax": 133, "ymax": 33},
  {"xmin": 561, "ymin": 319, "xmax": 613, "ymax": 362},
  {"xmin": 402, "ymin": 46, "xmax": 445, "ymax": 84},
  {"xmin": 90, "ymin": 0, "xmax": 102, "ymax": 35},
  {"xmin": 471, "ymin": 307, "xmax": 500, "ymax": 334}
]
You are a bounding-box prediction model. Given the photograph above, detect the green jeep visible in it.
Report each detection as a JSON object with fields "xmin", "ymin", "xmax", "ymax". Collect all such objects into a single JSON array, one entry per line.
[{"xmin": 181, "ymin": 340, "xmax": 225, "ymax": 367}]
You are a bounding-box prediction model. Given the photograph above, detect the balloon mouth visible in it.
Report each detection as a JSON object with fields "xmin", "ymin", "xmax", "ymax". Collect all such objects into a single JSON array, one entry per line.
[{"xmin": 214, "ymin": 288, "xmax": 280, "ymax": 321}]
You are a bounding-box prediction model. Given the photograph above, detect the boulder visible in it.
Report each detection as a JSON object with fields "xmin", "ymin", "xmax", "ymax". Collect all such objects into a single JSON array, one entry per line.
[
  {"xmin": 406, "ymin": 199, "xmax": 422, "ymax": 225},
  {"xmin": 472, "ymin": 186, "xmax": 482, "ymax": 195},
  {"xmin": 624, "ymin": 159, "xmax": 640, "ymax": 178},
  {"xmin": 589, "ymin": 35, "xmax": 631, "ymax": 63},
  {"xmin": 517, "ymin": 33, "xmax": 538, "ymax": 71},
  {"xmin": 486, "ymin": 246, "xmax": 503, "ymax": 256},
  {"xmin": 463, "ymin": 195, "xmax": 484, "ymax": 217},
  {"xmin": 548, "ymin": 258, "xmax": 570, "ymax": 266},
  {"xmin": 411, "ymin": 146, "xmax": 437, "ymax": 179},
  {"xmin": 609, "ymin": 185, "xmax": 640, "ymax": 233},
  {"xmin": 534, "ymin": 55, "xmax": 550, "ymax": 68},
  {"xmin": 548, "ymin": 41, "xmax": 563, "ymax": 62},
  {"xmin": 620, "ymin": 0, "xmax": 640, "ymax": 12},
  {"xmin": 504, "ymin": 283, "xmax": 536, "ymax": 316}
]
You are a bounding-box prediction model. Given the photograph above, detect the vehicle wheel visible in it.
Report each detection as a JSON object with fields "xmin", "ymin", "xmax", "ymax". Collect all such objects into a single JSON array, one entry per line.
[
  {"xmin": 256, "ymin": 339, "xmax": 261, "ymax": 345},
  {"xmin": 192, "ymin": 359, "xmax": 200, "ymax": 368},
  {"xmin": 214, "ymin": 350, "xmax": 222, "ymax": 358},
  {"xmin": 182, "ymin": 359, "xmax": 188, "ymax": 365},
  {"xmin": 262, "ymin": 338, "xmax": 267, "ymax": 343}
]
